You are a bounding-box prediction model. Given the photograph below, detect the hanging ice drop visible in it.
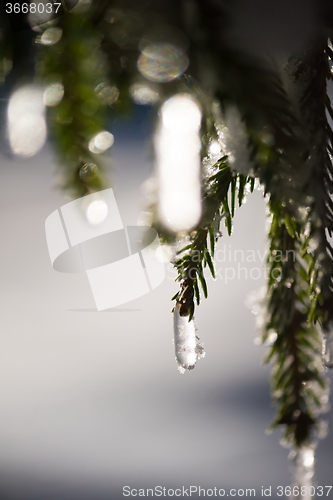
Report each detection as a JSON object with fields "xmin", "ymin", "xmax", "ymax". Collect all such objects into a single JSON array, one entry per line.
[
  {"xmin": 291, "ymin": 446, "xmax": 315, "ymax": 500},
  {"xmin": 323, "ymin": 330, "xmax": 333, "ymax": 368},
  {"xmin": 173, "ymin": 304, "xmax": 205, "ymax": 372}
]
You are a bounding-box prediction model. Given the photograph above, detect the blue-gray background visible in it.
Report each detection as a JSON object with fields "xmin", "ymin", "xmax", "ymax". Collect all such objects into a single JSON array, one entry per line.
[{"xmin": 0, "ymin": 106, "xmax": 332, "ymax": 500}]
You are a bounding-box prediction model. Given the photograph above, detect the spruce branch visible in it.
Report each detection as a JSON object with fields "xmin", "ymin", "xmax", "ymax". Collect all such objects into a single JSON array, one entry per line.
[
  {"xmin": 258, "ymin": 42, "xmax": 333, "ymax": 449},
  {"xmin": 172, "ymin": 156, "xmax": 254, "ymax": 320},
  {"xmin": 295, "ymin": 41, "xmax": 333, "ymax": 332},
  {"xmin": 39, "ymin": 11, "xmax": 109, "ymax": 198},
  {"xmin": 264, "ymin": 201, "xmax": 327, "ymax": 448}
]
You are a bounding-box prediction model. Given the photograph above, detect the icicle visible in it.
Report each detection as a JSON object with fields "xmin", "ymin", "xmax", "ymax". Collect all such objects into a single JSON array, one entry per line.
[
  {"xmin": 155, "ymin": 94, "xmax": 202, "ymax": 232},
  {"xmin": 323, "ymin": 330, "xmax": 333, "ymax": 368},
  {"xmin": 291, "ymin": 446, "xmax": 315, "ymax": 500},
  {"xmin": 173, "ymin": 304, "xmax": 205, "ymax": 372}
]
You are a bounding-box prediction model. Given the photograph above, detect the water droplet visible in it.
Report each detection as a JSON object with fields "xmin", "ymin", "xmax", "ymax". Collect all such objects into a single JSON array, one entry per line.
[
  {"xmin": 79, "ymin": 163, "xmax": 98, "ymax": 182},
  {"xmin": 138, "ymin": 43, "xmax": 188, "ymax": 82},
  {"xmin": 40, "ymin": 27, "xmax": 63, "ymax": 46},
  {"xmin": 95, "ymin": 83, "xmax": 119, "ymax": 105},
  {"xmin": 209, "ymin": 140, "xmax": 222, "ymax": 156},
  {"xmin": 129, "ymin": 83, "xmax": 159, "ymax": 105},
  {"xmin": 43, "ymin": 83, "xmax": 64, "ymax": 107},
  {"xmin": 265, "ymin": 331, "xmax": 277, "ymax": 345},
  {"xmin": 89, "ymin": 131, "xmax": 114, "ymax": 154},
  {"xmin": 297, "ymin": 205, "xmax": 308, "ymax": 220},
  {"xmin": 284, "ymin": 277, "xmax": 294, "ymax": 288},
  {"xmin": 308, "ymin": 237, "xmax": 319, "ymax": 252}
]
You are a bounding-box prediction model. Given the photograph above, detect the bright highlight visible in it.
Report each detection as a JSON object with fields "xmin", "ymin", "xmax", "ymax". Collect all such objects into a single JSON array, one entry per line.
[
  {"xmin": 7, "ymin": 85, "xmax": 46, "ymax": 157},
  {"xmin": 86, "ymin": 199, "xmax": 108, "ymax": 226},
  {"xmin": 155, "ymin": 94, "xmax": 202, "ymax": 232},
  {"xmin": 88, "ymin": 131, "xmax": 114, "ymax": 154}
]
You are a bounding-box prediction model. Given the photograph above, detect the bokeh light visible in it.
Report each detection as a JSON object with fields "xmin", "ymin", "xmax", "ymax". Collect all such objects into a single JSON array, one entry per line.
[
  {"xmin": 43, "ymin": 83, "xmax": 64, "ymax": 106},
  {"xmin": 86, "ymin": 199, "xmax": 108, "ymax": 225},
  {"xmin": 7, "ymin": 85, "xmax": 47, "ymax": 157},
  {"xmin": 129, "ymin": 83, "xmax": 159, "ymax": 105},
  {"xmin": 8, "ymin": 116, "xmax": 47, "ymax": 158},
  {"xmin": 95, "ymin": 83, "xmax": 119, "ymax": 105},
  {"xmin": 209, "ymin": 140, "xmax": 222, "ymax": 156},
  {"xmin": 137, "ymin": 43, "xmax": 188, "ymax": 83},
  {"xmin": 88, "ymin": 131, "xmax": 114, "ymax": 154},
  {"xmin": 302, "ymin": 449, "xmax": 315, "ymax": 468},
  {"xmin": 8, "ymin": 86, "xmax": 45, "ymax": 121},
  {"xmin": 155, "ymin": 94, "xmax": 202, "ymax": 232},
  {"xmin": 161, "ymin": 94, "xmax": 202, "ymax": 131},
  {"xmin": 40, "ymin": 27, "xmax": 63, "ymax": 46},
  {"xmin": 79, "ymin": 162, "xmax": 98, "ymax": 182}
]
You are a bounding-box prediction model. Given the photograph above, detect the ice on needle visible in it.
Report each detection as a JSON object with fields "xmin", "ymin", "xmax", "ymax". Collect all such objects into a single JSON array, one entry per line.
[{"xmin": 173, "ymin": 304, "xmax": 205, "ymax": 373}]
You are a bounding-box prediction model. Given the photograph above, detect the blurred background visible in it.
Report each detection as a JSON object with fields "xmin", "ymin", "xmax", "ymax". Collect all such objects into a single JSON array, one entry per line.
[
  {"xmin": 0, "ymin": 111, "xmax": 332, "ymax": 500},
  {"xmin": 0, "ymin": 1, "xmax": 333, "ymax": 499}
]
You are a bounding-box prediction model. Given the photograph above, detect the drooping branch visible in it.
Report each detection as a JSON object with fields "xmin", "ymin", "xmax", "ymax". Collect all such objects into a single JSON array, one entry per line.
[
  {"xmin": 264, "ymin": 201, "xmax": 327, "ymax": 448},
  {"xmin": 39, "ymin": 10, "xmax": 110, "ymax": 197},
  {"xmin": 172, "ymin": 156, "xmax": 254, "ymax": 320}
]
